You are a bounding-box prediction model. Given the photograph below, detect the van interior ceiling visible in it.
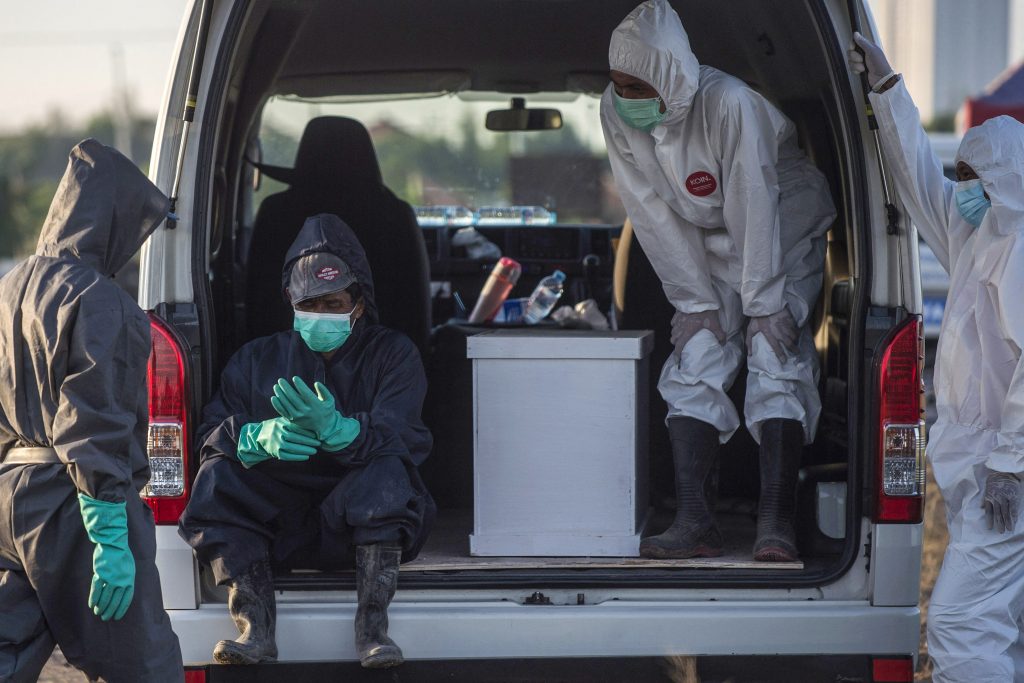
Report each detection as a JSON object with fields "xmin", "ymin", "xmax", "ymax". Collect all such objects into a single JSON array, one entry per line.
[{"xmin": 199, "ymin": 0, "xmax": 862, "ymax": 590}]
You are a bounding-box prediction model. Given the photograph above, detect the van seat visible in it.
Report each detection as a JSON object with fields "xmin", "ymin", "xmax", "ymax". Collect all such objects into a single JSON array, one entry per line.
[{"xmin": 246, "ymin": 116, "xmax": 431, "ymax": 351}]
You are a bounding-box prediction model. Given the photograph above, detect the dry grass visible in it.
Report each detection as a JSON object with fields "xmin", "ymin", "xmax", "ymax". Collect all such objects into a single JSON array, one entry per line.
[
  {"xmin": 665, "ymin": 655, "xmax": 702, "ymax": 683},
  {"xmin": 916, "ymin": 462, "xmax": 949, "ymax": 682}
]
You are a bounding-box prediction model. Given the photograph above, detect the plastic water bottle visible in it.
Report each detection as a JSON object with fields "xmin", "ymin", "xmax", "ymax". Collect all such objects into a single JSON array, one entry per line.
[{"xmin": 522, "ymin": 270, "xmax": 566, "ymax": 324}]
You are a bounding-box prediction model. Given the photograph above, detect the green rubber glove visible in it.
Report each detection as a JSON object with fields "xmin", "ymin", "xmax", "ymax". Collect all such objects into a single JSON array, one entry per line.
[
  {"xmin": 237, "ymin": 417, "xmax": 320, "ymax": 466},
  {"xmin": 271, "ymin": 377, "xmax": 361, "ymax": 452},
  {"xmin": 77, "ymin": 494, "xmax": 135, "ymax": 621}
]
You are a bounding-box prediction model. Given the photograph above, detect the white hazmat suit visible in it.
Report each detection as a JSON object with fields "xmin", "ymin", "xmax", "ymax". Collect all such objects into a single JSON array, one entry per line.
[
  {"xmin": 600, "ymin": 0, "xmax": 836, "ymax": 445},
  {"xmin": 871, "ymin": 79, "xmax": 1024, "ymax": 682}
]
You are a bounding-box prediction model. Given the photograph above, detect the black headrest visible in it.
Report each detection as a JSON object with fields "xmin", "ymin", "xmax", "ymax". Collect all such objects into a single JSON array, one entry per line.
[{"xmin": 256, "ymin": 116, "xmax": 383, "ymax": 192}]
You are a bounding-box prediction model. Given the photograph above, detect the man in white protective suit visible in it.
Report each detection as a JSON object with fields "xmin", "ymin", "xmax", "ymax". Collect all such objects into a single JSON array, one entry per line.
[
  {"xmin": 600, "ymin": 0, "xmax": 836, "ymax": 562},
  {"xmin": 851, "ymin": 33, "xmax": 1024, "ymax": 683}
]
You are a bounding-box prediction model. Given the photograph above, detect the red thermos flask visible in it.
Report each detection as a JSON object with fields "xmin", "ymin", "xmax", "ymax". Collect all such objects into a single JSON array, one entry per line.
[{"xmin": 468, "ymin": 257, "xmax": 522, "ymax": 323}]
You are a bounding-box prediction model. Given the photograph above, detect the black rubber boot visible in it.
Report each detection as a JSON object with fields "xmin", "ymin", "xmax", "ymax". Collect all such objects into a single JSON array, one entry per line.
[
  {"xmin": 355, "ymin": 543, "xmax": 404, "ymax": 668},
  {"xmin": 640, "ymin": 417, "xmax": 724, "ymax": 559},
  {"xmin": 753, "ymin": 418, "xmax": 804, "ymax": 562},
  {"xmin": 213, "ymin": 557, "xmax": 278, "ymax": 664}
]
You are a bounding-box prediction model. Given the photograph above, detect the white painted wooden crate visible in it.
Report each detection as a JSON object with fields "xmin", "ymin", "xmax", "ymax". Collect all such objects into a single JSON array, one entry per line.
[{"xmin": 467, "ymin": 330, "xmax": 654, "ymax": 556}]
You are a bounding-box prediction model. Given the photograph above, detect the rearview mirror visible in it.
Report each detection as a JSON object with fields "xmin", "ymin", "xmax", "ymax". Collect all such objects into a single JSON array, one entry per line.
[{"xmin": 486, "ymin": 97, "xmax": 563, "ymax": 131}]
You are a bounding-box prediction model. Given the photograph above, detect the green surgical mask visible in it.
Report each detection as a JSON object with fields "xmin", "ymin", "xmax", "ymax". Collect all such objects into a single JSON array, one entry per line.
[
  {"xmin": 293, "ymin": 309, "xmax": 353, "ymax": 352},
  {"xmin": 613, "ymin": 91, "xmax": 665, "ymax": 132}
]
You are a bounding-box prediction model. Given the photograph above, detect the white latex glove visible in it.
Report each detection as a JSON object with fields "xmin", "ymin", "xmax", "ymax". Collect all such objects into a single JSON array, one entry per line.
[
  {"xmin": 983, "ymin": 470, "xmax": 1021, "ymax": 534},
  {"xmin": 670, "ymin": 310, "xmax": 726, "ymax": 352},
  {"xmin": 745, "ymin": 308, "xmax": 799, "ymax": 364},
  {"xmin": 848, "ymin": 32, "xmax": 894, "ymax": 91}
]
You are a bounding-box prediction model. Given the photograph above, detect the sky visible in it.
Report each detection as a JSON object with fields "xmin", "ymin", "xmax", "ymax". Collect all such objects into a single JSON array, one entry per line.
[
  {"xmin": 0, "ymin": 0, "xmax": 190, "ymax": 133},
  {"xmin": 3, "ymin": 0, "xmax": 1024, "ymax": 136},
  {"xmin": 0, "ymin": 0, "xmax": 609, "ymax": 154}
]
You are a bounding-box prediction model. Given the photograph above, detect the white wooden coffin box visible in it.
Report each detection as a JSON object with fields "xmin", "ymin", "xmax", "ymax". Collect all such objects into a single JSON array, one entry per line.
[{"xmin": 466, "ymin": 329, "xmax": 653, "ymax": 556}]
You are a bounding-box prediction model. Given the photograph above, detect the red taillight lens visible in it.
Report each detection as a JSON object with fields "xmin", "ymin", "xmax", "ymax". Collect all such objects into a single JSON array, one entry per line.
[
  {"xmin": 872, "ymin": 656, "xmax": 914, "ymax": 681},
  {"xmin": 874, "ymin": 316, "xmax": 925, "ymax": 523},
  {"xmin": 143, "ymin": 313, "xmax": 190, "ymax": 523},
  {"xmin": 184, "ymin": 669, "xmax": 207, "ymax": 683}
]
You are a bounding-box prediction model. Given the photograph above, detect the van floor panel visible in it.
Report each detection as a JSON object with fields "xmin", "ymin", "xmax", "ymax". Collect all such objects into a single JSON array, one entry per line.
[{"xmin": 401, "ymin": 510, "xmax": 803, "ymax": 571}]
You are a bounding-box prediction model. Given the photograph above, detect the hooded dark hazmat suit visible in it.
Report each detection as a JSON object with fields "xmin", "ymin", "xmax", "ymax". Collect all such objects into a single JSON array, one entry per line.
[
  {"xmin": 179, "ymin": 213, "xmax": 435, "ymax": 584},
  {"xmin": 0, "ymin": 140, "xmax": 184, "ymax": 682}
]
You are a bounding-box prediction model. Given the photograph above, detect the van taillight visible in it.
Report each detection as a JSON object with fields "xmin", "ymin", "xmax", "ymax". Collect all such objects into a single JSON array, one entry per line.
[
  {"xmin": 872, "ymin": 656, "xmax": 914, "ymax": 681},
  {"xmin": 874, "ymin": 316, "xmax": 925, "ymax": 523},
  {"xmin": 143, "ymin": 313, "xmax": 190, "ymax": 523}
]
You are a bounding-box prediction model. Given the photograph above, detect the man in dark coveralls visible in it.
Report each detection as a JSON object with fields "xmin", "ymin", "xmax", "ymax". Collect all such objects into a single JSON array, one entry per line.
[
  {"xmin": 0, "ymin": 139, "xmax": 184, "ymax": 682},
  {"xmin": 180, "ymin": 213, "xmax": 434, "ymax": 669}
]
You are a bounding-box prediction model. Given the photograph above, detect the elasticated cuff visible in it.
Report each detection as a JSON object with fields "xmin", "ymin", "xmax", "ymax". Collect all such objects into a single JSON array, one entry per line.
[
  {"xmin": 77, "ymin": 493, "xmax": 129, "ymax": 547},
  {"xmin": 986, "ymin": 439, "xmax": 1024, "ymax": 476},
  {"xmin": 320, "ymin": 413, "xmax": 361, "ymax": 452},
  {"xmin": 236, "ymin": 422, "xmax": 272, "ymax": 468}
]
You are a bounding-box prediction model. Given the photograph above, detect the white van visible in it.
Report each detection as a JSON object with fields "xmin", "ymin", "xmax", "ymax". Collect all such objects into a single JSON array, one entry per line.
[{"xmin": 140, "ymin": 1, "xmax": 926, "ymax": 680}]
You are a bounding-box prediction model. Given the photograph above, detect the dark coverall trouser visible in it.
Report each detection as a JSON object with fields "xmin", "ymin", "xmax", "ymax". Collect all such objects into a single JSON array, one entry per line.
[
  {"xmin": 0, "ymin": 464, "xmax": 184, "ymax": 683},
  {"xmin": 179, "ymin": 454, "xmax": 431, "ymax": 586}
]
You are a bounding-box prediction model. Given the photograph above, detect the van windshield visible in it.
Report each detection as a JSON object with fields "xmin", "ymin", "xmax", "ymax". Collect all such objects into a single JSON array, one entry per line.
[{"xmin": 257, "ymin": 93, "xmax": 626, "ymax": 226}]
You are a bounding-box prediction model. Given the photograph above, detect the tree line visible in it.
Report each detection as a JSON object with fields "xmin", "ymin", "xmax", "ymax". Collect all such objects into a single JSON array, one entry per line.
[{"xmin": 0, "ymin": 111, "xmax": 156, "ymax": 258}]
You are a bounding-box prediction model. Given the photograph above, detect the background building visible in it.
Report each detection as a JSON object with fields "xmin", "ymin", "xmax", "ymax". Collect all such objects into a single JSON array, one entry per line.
[{"xmin": 869, "ymin": 0, "xmax": 1024, "ymax": 127}]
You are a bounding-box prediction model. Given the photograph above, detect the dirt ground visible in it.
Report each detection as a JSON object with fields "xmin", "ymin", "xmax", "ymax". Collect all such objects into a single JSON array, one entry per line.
[
  {"xmin": 916, "ymin": 463, "xmax": 949, "ymax": 682},
  {"xmin": 38, "ymin": 647, "xmax": 87, "ymax": 683}
]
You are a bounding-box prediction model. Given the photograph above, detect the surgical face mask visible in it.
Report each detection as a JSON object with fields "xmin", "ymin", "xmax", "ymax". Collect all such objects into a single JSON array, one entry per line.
[
  {"xmin": 293, "ymin": 309, "xmax": 353, "ymax": 352},
  {"xmin": 613, "ymin": 91, "xmax": 665, "ymax": 132},
  {"xmin": 955, "ymin": 178, "xmax": 991, "ymax": 228}
]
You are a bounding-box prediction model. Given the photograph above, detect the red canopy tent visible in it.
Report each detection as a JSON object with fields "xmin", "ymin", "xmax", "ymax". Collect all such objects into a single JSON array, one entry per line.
[{"xmin": 960, "ymin": 61, "xmax": 1024, "ymax": 130}]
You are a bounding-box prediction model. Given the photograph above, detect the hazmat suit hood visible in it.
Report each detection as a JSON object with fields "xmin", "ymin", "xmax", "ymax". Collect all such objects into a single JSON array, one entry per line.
[
  {"xmin": 36, "ymin": 139, "xmax": 170, "ymax": 276},
  {"xmin": 608, "ymin": 0, "xmax": 700, "ymax": 127},
  {"xmin": 956, "ymin": 115, "xmax": 1024, "ymax": 236},
  {"xmin": 0, "ymin": 139, "xmax": 170, "ymax": 507},
  {"xmin": 281, "ymin": 213, "xmax": 380, "ymax": 325}
]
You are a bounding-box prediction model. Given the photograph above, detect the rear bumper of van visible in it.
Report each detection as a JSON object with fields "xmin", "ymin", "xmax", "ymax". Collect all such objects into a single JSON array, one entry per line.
[
  {"xmin": 171, "ymin": 599, "xmax": 919, "ymax": 665},
  {"xmin": 191, "ymin": 654, "xmax": 900, "ymax": 682}
]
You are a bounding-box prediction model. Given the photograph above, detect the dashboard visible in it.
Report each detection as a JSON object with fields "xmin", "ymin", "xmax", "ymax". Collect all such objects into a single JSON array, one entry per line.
[{"xmin": 419, "ymin": 224, "xmax": 621, "ymax": 324}]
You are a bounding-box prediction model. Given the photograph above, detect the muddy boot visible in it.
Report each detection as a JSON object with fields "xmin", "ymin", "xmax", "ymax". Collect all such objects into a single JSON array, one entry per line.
[
  {"xmin": 213, "ymin": 558, "xmax": 278, "ymax": 664},
  {"xmin": 754, "ymin": 418, "xmax": 804, "ymax": 562},
  {"xmin": 640, "ymin": 417, "xmax": 724, "ymax": 559},
  {"xmin": 355, "ymin": 543, "xmax": 404, "ymax": 668}
]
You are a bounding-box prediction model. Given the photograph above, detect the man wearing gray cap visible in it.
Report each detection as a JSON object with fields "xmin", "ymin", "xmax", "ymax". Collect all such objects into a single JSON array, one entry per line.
[{"xmin": 179, "ymin": 214, "xmax": 434, "ymax": 669}]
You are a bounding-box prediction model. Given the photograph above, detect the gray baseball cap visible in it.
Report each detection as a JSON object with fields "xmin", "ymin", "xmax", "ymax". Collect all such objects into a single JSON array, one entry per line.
[{"xmin": 288, "ymin": 252, "xmax": 358, "ymax": 304}]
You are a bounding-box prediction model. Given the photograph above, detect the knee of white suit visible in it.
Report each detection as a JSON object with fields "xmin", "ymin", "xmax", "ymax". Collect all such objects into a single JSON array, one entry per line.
[
  {"xmin": 928, "ymin": 540, "xmax": 1024, "ymax": 682},
  {"xmin": 659, "ymin": 329, "xmax": 744, "ymax": 442},
  {"xmin": 744, "ymin": 329, "xmax": 821, "ymax": 444},
  {"xmin": 659, "ymin": 326, "xmax": 822, "ymax": 445}
]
